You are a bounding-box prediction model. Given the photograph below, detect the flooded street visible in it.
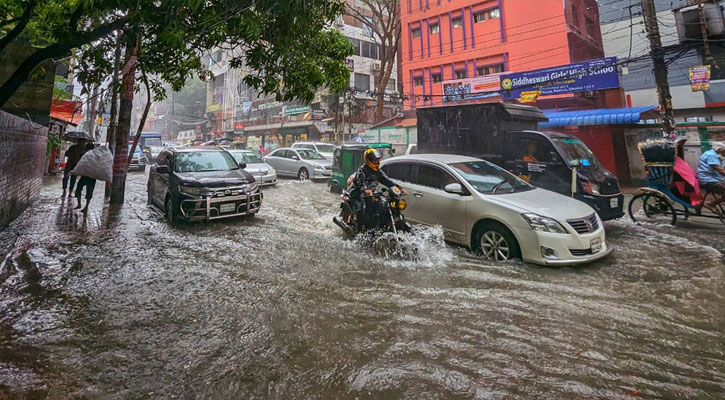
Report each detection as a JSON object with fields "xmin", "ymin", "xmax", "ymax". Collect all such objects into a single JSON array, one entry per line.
[{"xmin": 1, "ymin": 172, "xmax": 723, "ymax": 399}]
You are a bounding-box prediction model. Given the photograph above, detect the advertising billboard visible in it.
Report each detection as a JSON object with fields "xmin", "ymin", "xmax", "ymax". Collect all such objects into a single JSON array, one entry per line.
[
  {"xmin": 442, "ymin": 74, "xmax": 502, "ymax": 102},
  {"xmin": 500, "ymin": 57, "xmax": 619, "ymax": 100}
]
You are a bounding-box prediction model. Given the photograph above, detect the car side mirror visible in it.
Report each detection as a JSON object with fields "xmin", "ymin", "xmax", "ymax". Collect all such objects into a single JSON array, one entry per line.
[
  {"xmin": 291, "ymin": 155, "xmax": 299, "ymax": 160},
  {"xmin": 238, "ymin": 162, "xmax": 247, "ymax": 169},
  {"xmin": 444, "ymin": 183, "xmax": 464, "ymax": 195},
  {"xmin": 156, "ymin": 165, "xmax": 169, "ymax": 174}
]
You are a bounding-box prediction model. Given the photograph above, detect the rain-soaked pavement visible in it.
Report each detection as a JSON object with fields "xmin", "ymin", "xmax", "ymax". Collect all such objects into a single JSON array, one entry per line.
[{"xmin": 0, "ymin": 172, "xmax": 723, "ymax": 399}]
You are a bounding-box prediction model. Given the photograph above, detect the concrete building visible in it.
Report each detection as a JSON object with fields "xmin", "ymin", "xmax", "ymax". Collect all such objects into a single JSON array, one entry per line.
[
  {"xmin": 400, "ymin": 0, "xmax": 604, "ymax": 109},
  {"xmin": 599, "ymin": 0, "xmax": 725, "ymax": 182},
  {"xmin": 204, "ymin": 0, "xmax": 401, "ymax": 150}
]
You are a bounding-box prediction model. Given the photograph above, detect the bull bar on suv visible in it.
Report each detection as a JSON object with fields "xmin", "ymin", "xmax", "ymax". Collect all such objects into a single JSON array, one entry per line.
[{"xmin": 178, "ymin": 184, "xmax": 262, "ymax": 221}]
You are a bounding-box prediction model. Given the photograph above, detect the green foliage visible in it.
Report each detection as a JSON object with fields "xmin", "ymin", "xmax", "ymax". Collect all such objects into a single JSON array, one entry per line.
[
  {"xmin": 53, "ymin": 75, "xmax": 72, "ymax": 100},
  {"xmin": 2, "ymin": 0, "xmax": 353, "ymax": 104},
  {"xmin": 46, "ymin": 132, "xmax": 61, "ymax": 155}
]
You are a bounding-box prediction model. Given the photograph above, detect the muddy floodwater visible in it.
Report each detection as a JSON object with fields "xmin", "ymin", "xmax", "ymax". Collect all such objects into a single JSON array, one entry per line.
[{"xmin": 1, "ymin": 172, "xmax": 723, "ymax": 399}]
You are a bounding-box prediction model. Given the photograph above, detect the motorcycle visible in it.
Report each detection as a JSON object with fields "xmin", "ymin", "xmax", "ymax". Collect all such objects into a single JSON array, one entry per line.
[{"xmin": 333, "ymin": 183, "xmax": 412, "ymax": 238}]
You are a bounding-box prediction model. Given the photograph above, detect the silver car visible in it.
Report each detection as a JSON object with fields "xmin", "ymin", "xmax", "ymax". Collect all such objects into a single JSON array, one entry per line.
[
  {"xmin": 228, "ymin": 149, "xmax": 277, "ymax": 186},
  {"xmin": 291, "ymin": 141, "xmax": 337, "ymax": 160},
  {"xmin": 263, "ymin": 147, "xmax": 332, "ymax": 181}
]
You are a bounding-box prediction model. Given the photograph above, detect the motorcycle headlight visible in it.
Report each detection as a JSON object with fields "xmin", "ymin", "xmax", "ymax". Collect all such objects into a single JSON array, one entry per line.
[
  {"xmin": 521, "ymin": 213, "xmax": 568, "ymax": 234},
  {"xmin": 397, "ymin": 199, "xmax": 407, "ymax": 210},
  {"xmin": 178, "ymin": 185, "xmax": 203, "ymax": 196}
]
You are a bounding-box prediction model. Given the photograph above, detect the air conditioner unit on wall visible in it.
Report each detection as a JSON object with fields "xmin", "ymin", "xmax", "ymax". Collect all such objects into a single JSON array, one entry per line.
[
  {"xmin": 674, "ymin": 3, "xmax": 725, "ymax": 42},
  {"xmin": 372, "ymin": 62, "xmax": 381, "ymax": 72}
]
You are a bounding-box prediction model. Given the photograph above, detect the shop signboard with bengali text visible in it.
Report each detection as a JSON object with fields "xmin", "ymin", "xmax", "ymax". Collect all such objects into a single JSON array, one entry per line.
[{"xmin": 689, "ymin": 65, "xmax": 711, "ymax": 92}]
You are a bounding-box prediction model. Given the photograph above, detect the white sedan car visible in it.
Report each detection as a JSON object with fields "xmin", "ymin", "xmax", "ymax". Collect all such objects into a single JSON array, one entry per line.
[{"xmin": 381, "ymin": 154, "xmax": 613, "ymax": 266}]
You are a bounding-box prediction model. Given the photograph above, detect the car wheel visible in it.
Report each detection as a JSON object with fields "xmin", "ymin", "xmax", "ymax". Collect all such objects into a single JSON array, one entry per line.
[
  {"xmin": 298, "ymin": 168, "xmax": 309, "ymax": 181},
  {"xmin": 475, "ymin": 222, "xmax": 520, "ymax": 261},
  {"xmin": 165, "ymin": 196, "xmax": 178, "ymax": 224}
]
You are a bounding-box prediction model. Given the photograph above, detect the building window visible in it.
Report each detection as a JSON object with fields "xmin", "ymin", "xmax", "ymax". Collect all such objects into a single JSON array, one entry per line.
[
  {"xmin": 412, "ymin": 27, "xmax": 421, "ymax": 38},
  {"xmin": 429, "ymin": 23, "xmax": 440, "ymax": 34},
  {"xmin": 571, "ymin": 5, "xmax": 580, "ymax": 31},
  {"xmin": 363, "ymin": 17, "xmax": 374, "ymax": 37},
  {"xmin": 585, "ymin": 16, "xmax": 595, "ymax": 38},
  {"xmin": 414, "ymin": 77, "xmax": 424, "ymax": 86},
  {"xmin": 686, "ymin": 116, "xmax": 713, "ymax": 122},
  {"xmin": 351, "ymin": 38, "xmax": 361, "ymax": 56},
  {"xmin": 455, "ymin": 69, "xmax": 467, "ymax": 79},
  {"xmin": 354, "ymin": 73, "xmax": 370, "ymax": 92},
  {"xmin": 362, "ymin": 41, "xmax": 379, "ymax": 60},
  {"xmin": 487, "ymin": 8, "xmax": 500, "ymax": 19},
  {"xmin": 474, "ymin": 11, "xmax": 486, "ymax": 23},
  {"xmin": 452, "ymin": 17, "xmax": 463, "ymax": 28},
  {"xmin": 477, "ymin": 64, "xmax": 504, "ymax": 76},
  {"xmin": 432, "ymin": 73, "xmax": 442, "ymax": 83}
]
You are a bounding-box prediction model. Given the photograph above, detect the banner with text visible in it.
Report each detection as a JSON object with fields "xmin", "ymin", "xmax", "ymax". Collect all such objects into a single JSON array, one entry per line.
[
  {"xmin": 500, "ymin": 57, "xmax": 619, "ymax": 101},
  {"xmin": 442, "ymin": 74, "xmax": 502, "ymax": 102}
]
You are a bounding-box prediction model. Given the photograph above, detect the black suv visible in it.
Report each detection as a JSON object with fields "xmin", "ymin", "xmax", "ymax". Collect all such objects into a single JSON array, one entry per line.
[{"xmin": 147, "ymin": 147, "xmax": 262, "ymax": 223}]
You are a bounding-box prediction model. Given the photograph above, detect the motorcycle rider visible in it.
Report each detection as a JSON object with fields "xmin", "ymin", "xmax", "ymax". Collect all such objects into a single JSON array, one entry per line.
[{"xmin": 349, "ymin": 148, "xmax": 405, "ymax": 230}]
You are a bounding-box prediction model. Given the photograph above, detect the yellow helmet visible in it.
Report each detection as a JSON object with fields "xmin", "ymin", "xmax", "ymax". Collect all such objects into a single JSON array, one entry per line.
[{"xmin": 364, "ymin": 148, "xmax": 382, "ymax": 171}]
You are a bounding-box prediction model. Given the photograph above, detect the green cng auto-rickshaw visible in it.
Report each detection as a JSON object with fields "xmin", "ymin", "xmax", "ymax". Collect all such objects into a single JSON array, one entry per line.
[{"xmin": 329, "ymin": 143, "xmax": 394, "ymax": 193}]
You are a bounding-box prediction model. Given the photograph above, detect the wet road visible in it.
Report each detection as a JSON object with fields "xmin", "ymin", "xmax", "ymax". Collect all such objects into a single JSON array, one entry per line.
[{"xmin": 0, "ymin": 172, "xmax": 723, "ymax": 399}]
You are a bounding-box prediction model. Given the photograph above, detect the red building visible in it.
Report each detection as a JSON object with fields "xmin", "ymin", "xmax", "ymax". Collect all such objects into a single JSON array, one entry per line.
[{"xmin": 400, "ymin": 0, "xmax": 604, "ymax": 109}]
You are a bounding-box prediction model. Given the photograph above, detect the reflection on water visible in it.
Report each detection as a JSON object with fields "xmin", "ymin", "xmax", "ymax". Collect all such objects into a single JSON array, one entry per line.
[{"xmin": 0, "ymin": 174, "xmax": 723, "ymax": 398}]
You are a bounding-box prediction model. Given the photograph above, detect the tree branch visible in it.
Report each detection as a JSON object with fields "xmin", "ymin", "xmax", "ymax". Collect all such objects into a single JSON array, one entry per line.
[
  {"xmin": 0, "ymin": 0, "xmax": 38, "ymax": 55},
  {"xmin": 0, "ymin": 15, "xmax": 131, "ymax": 107}
]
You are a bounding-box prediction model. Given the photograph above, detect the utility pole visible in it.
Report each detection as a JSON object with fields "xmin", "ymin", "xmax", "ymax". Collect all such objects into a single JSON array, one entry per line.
[
  {"xmin": 696, "ymin": 0, "xmax": 713, "ymax": 64},
  {"xmin": 641, "ymin": 0, "xmax": 676, "ymax": 135}
]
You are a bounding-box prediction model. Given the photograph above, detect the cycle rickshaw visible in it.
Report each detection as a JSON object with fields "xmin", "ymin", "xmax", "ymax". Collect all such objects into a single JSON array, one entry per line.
[{"xmin": 628, "ymin": 138, "xmax": 725, "ymax": 225}]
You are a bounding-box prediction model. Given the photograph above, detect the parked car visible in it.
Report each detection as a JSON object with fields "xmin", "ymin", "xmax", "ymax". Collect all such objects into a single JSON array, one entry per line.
[
  {"xmin": 128, "ymin": 143, "xmax": 147, "ymax": 172},
  {"xmin": 263, "ymin": 148, "xmax": 333, "ymax": 181},
  {"xmin": 380, "ymin": 154, "xmax": 613, "ymax": 266},
  {"xmin": 291, "ymin": 141, "xmax": 337, "ymax": 159},
  {"xmin": 147, "ymin": 147, "xmax": 262, "ymax": 223},
  {"xmin": 228, "ymin": 149, "xmax": 277, "ymax": 186}
]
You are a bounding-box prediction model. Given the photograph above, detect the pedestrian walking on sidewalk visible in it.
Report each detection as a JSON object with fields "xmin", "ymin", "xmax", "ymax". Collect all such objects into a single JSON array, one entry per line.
[
  {"xmin": 62, "ymin": 139, "xmax": 87, "ymax": 197},
  {"xmin": 74, "ymin": 142, "xmax": 97, "ymax": 213}
]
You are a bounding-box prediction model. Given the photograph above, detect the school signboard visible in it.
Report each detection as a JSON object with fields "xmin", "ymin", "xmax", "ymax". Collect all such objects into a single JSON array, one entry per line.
[{"xmin": 500, "ymin": 57, "xmax": 619, "ymax": 101}]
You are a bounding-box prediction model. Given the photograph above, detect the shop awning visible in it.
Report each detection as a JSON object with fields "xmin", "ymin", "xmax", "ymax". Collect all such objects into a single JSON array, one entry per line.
[{"xmin": 540, "ymin": 106, "xmax": 658, "ymax": 128}]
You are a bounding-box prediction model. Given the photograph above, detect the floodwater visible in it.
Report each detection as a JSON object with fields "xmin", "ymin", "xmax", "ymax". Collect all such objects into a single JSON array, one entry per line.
[{"xmin": 0, "ymin": 172, "xmax": 723, "ymax": 399}]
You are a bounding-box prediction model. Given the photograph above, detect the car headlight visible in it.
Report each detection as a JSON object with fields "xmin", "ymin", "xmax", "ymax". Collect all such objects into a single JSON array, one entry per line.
[
  {"xmin": 248, "ymin": 181, "xmax": 259, "ymax": 192},
  {"xmin": 581, "ymin": 181, "xmax": 600, "ymax": 195},
  {"xmin": 313, "ymin": 164, "xmax": 325, "ymax": 170},
  {"xmin": 178, "ymin": 185, "xmax": 204, "ymax": 196},
  {"xmin": 268, "ymin": 168, "xmax": 276, "ymax": 175},
  {"xmin": 521, "ymin": 213, "xmax": 568, "ymax": 234}
]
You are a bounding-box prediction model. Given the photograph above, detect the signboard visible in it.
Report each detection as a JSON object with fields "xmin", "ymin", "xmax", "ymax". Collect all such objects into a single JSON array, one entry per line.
[
  {"xmin": 689, "ymin": 65, "xmax": 711, "ymax": 92},
  {"xmin": 311, "ymin": 109, "xmax": 326, "ymax": 120},
  {"xmin": 442, "ymin": 75, "xmax": 502, "ymax": 102},
  {"xmin": 195, "ymin": 125, "xmax": 201, "ymax": 134},
  {"xmin": 519, "ymin": 91, "xmax": 542, "ymax": 103},
  {"xmin": 241, "ymin": 101, "xmax": 252, "ymax": 114},
  {"xmin": 233, "ymin": 122, "xmax": 244, "ymax": 135},
  {"xmin": 500, "ymin": 57, "xmax": 619, "ymax": 101},
  {"xmin": 284, "ymin": 105, "xmax": 310, "ymax": 116}
]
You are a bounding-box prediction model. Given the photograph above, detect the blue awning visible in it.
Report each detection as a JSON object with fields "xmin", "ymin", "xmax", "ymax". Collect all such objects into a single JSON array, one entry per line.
[{"xmin": 540, "ymin": 106, "xmax": 658, "ymax": 128}]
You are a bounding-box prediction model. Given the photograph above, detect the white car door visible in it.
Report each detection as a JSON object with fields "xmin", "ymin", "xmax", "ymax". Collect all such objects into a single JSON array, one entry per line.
[{"xmin": 405, "ymin": 163, "xmax": 471, "ymax": 244}]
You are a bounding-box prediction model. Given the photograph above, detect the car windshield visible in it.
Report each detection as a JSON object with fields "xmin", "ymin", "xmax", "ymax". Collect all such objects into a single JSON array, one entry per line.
[
  {"xmin": 175, "ymin": 151, "xmax": 238, "ymax": 172},
  {"xmin": 449, "ymin": 161, "xmax": 532, "ymax": 194},
  {"xmin": 297, "ymin": 149, "xmax": 326, "ymax": 160},
  {"xmin": 315, "ymin": 144, "xmax": 336, "ymax": 153},
  {"xmin": 551, "ymin": 137, "xmax": 601, "ymax": 168},
  {"xmin": 232, "ymin": 151, "xmax": 263, "ymax": 164}
]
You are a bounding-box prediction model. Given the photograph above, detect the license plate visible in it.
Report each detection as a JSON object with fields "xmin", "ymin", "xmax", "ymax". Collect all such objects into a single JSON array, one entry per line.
[
  {"xmin": 591, "ymin": 238, "xmax": 602, "ymax": 253},
  {"xmin": 610, "ymin": 197, "xmax": 619, "ymax": 208},
  {"xmin": 220, "ymin": 203, "xmax": 236, "ymax": 213}
]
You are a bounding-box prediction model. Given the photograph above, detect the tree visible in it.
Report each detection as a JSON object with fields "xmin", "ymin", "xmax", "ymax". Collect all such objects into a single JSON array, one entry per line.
[
  {"xmin": 346, "ymin": 0, "xmax": 400, "ymax": 123},
  {"xmin": 1, "ymin": 0, "xmax": 353, "ymax": 107}
]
